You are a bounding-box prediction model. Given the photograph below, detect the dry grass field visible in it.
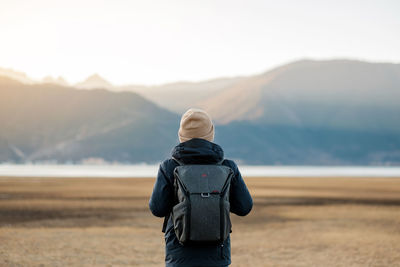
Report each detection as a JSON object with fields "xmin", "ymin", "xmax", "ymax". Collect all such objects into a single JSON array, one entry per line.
[{"xmin": 1, "ymin": 176, "xmax": 400, "ymax": 267}]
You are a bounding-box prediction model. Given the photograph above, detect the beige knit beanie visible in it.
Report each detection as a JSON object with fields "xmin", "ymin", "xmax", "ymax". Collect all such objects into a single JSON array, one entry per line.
[{"xmin": 178, "ymin": 108, "xmax": 215, "ymax": 143}]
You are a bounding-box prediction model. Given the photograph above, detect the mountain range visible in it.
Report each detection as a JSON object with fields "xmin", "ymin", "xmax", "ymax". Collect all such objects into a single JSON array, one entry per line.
[
  {"xmin": 1, "ymin": 59, "xmax": 399, "ymax": 165},
  {"xmin": 0, "ymin": 77, "xmax": 179, "ymax": 163}
]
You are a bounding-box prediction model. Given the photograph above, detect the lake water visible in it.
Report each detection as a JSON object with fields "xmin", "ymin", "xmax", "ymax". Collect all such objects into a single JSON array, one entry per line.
[{"xmin": 1, "ymin": 164, "xmax": 400, "ymax": 177}]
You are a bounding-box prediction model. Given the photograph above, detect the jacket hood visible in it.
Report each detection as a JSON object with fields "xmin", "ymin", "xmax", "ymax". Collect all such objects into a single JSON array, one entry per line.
[{"xmin": 171, "ymin": 138, "xmax": 224, "ymax": 164}]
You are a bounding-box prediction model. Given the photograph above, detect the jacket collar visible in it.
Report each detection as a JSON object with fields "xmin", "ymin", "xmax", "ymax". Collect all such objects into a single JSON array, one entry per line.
[{"xmin": 171, "ymin": 138, "xmax": 224, "ymax": 164}]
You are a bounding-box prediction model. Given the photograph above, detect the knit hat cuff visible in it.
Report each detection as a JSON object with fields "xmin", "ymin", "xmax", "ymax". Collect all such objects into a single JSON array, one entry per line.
[{"xmin": 178, "ymin": 124, "xmax": 214, "ymax": 143}]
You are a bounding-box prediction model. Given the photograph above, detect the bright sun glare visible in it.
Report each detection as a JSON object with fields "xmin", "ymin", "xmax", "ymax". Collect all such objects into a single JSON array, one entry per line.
[{"xmin": 0, "ymin": 0, "xmax": 399, "ymax": 85}]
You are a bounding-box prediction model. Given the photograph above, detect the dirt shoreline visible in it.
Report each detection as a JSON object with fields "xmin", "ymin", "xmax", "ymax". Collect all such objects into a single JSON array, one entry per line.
[{"xmin": 1, "ymin": 177, "xmax": 400, "ymax": 266}]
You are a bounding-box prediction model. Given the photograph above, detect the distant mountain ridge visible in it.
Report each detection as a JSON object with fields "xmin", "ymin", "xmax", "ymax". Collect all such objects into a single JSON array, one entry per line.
[
  {"xmin": 119, "ymin": 76, "xmax": 244, "ymax": 113},
  {"xmin": 200, "ymin": 60, "xmax": 400, "ymax": 131},
  {"xmin": 0, "ymin": 76, "xmax": 179, "ymax": 163},
  {"xmin": 0, "ymin": 67, "xmax": 35, "ymax": 84},
  {"xmin": 75, "ymin": 74, "xmax": 113, "ymax": 90},
  {"xmin": 0, "ymin": 59, "xmax": 399, "ymax": 165},
  {"xmin": 42, "ymin": 76, "xmax": 69, "ymax": 86},
  {"xmin": 0, "ymin": 67, "xmax": 244, "ymax": 113}
]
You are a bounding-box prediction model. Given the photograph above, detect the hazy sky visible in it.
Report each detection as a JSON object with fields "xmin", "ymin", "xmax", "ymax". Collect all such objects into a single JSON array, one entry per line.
[{"xmin": 1, "ymin": 0, "xmax": 399, "ymax": 85}]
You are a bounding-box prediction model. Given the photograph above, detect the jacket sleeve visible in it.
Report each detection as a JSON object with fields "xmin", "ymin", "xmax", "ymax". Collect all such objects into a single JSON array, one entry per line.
[
  {"xmin": 227, "ymin": 161, "xmax": 253, "ymax": 216},
  {"xmin": 149, "ymin": 161, "xmax": 174, "ymax": 217}
]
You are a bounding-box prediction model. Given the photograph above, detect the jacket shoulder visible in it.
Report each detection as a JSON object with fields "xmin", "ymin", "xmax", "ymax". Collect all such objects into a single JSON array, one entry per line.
[
  {"xmin": 160, "ymin": 158, "xmax": 176, "ymax": 169},
  {"xmin": 222, "ymin": 159, "xmax": 238, "ymax": 171},
  {"xmin": 159, "ymin": 158, "xmax": 179, "ymax": 181}
]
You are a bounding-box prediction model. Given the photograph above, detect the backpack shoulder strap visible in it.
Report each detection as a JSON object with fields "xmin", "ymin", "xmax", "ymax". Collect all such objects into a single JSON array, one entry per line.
[{"xmin": 172, "ymin": 157, "xmax": 185, "ymax": 166}]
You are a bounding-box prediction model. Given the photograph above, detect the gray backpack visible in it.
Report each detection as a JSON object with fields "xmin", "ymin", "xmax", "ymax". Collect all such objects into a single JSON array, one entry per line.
[{"xmin": 164, "ymin": 158, "xmax": 233, "ymax": 245}]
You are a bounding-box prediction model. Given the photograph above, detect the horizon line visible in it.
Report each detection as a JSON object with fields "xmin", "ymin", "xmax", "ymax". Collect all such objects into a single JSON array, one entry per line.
[{"xmin": 1, "ymin": 57, "xmax": 400, "ymax": 88}]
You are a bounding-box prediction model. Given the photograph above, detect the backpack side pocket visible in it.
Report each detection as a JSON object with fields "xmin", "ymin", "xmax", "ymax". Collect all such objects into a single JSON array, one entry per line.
[{"xmin": 172, "ymin": 200, "xmax": 189, "ymax": 244}]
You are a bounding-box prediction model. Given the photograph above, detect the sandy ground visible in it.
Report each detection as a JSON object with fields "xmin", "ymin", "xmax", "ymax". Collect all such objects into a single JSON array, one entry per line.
[{"xmin": 0, "ymin": 177, "xmax": 400, "ymax": 267}]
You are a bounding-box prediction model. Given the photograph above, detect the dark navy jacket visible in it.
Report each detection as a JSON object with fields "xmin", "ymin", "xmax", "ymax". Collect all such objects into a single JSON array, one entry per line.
[{"xmin": 149, "ymin": 138, "xmax": 253, "ymax": 267}]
